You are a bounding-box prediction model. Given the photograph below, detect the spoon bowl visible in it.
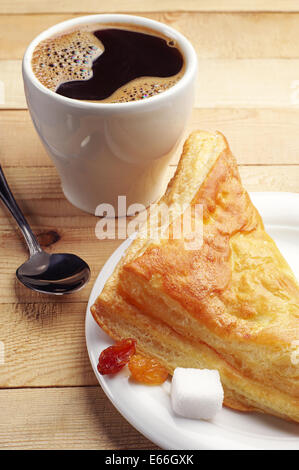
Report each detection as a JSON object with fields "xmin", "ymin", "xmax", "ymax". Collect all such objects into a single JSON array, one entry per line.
[{"xmin": 16, "ymin": 251, "xmax": 90, "ymax": 294}]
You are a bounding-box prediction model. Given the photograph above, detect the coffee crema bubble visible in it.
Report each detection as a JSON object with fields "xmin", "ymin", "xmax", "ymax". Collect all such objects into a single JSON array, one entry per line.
[
  {"xmin": 31, "ymin": 30, "xmax": 103, "ymax": 92},
  {"xmin": 31, "ymin": 24, "xmax": 184, "ymax": 103}
]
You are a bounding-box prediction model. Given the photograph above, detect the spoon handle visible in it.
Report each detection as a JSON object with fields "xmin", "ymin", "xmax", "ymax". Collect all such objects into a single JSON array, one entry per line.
[{"xmin": 0, "ymin": 165, "xmax": 41, "ymax": 256}]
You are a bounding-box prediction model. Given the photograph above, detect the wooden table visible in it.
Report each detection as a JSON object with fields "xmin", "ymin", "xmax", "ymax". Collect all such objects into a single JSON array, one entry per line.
[{"xmin": 0, "ymin": 1, "xmax": 299, "ymax": 450}]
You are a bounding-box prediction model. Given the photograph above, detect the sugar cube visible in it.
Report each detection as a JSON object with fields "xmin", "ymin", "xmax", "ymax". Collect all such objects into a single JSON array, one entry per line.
[{"xmin": 171, "ymin": 368, "xmax": 224, "ymax": 420}]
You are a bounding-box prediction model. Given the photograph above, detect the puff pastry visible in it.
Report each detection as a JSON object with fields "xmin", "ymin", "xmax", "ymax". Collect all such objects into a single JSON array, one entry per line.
[{"xmin": 91, "ymin": 130, "xmax": 299, "ymax": 422}]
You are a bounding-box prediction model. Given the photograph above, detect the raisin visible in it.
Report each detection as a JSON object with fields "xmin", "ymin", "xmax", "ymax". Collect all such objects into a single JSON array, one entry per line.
[
  {"xmin": 97, "ymin": 338, "xmax": 136, "ymax": 375},
  {"xmin": 128, "ymin": 354, "xmax": 169, "ymax": 385}
]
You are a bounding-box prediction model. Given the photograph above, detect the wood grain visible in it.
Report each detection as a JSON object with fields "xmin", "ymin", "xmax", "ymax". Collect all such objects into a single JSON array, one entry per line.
[
  {"xmin": 2, "ymin": 109, "xmax": 299, "ymax": 167},
  {"xmin": 3, "ymin": 12, "xmax": 299, "ymax": 60},
  {"xmin": 1, "ymin": 0, "xmax": 299, "ymax": 14},
  {"xmin": 0, "ymin": 222, "xmax": 121, "ymax": 304},
  {"xmin": 0, "ymin": 302, "xmax": 98, "ymax": 386},
  {"xmin": 187, "ymin": 108, "xmax": 299, "ymax": 165},
  {"xmin": 195, "ymin": 59, "xmax": 299, "ymax": 108},
  {"xmin": 0, "ymin": 387, "xmax": 158, "ymax": 449},
  {"xmin": 2, "ymin": 165, "xmax": 299, "ymax": 209},
  {"xmin": 2, "ymin": 58, "xmax": 299, "ymax": 109},
  {"xmin": 0, "ymin": 61, "xmax": 24, "ymax": 108},
  {"xmin": 0, "ymin": 163, "xmax": 297, "ymax": 307}
]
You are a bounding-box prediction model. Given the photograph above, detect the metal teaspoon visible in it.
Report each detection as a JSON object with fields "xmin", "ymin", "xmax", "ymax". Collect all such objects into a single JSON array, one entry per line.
[{"xmin": 0, "ymin": 165, "xmax": 90, "ymax": 295}]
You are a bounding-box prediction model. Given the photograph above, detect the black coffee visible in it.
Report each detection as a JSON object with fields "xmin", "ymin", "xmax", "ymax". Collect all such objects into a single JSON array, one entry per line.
[{"xmin": 32, "ymin": 24, "xmax": 184, "ymax": 103}]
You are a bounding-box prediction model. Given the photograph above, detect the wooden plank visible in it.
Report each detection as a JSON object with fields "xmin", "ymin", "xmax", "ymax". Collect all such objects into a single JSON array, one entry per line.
[
  {"xmin": 239, "ymin": 165, "xmax": 299, "ymax": 192},
  {"xmin": 1, "ymin": 163, "xmax": 298, "ymax": 220},
  {"xmin": 3, "ymin": 159, "xmax": 299, "ymax": 232},
  {"xmin": 2, "ymin": 165, "xmax": 299, "ymax": 209},
  {"xmin": 187, "ymin": 108, "xmax": 299, "ymax": 166},
  {"xmin": 0, "ymin": 387, "xmax": 158, "ymax": 449},
  {"xmin": 0, "ymin": 61, "xmax": 25, "ymax": 108},
  {"xmin": 2, "ymin": 58, "xmax": 299, "ymax": 109},
  {"xmin": 3, "ymin": 12, "xmax": 299, "ymax": 60},
  {"xmin": 0, "ymin": 224, "xmax": 121, "ymax": 304},
  {"xmin": 1, "ymin": 0, "xmax": 299, "ymax": 14},
  {"xmin": 0, "ymin": 111, "xmax": 47, "ymax": 167},
  {"xmin": 0, "ymin": 164, "xmax": 297, "ymax": 229},
  {"xmin": 195, "ymin": 59, "xmax": 299, "ymax": 108},
  {"xmin": 0, "ymin": 160, "xmax": 298, "ymax": 228},
  {"xmin": 0, "ymin": 165, "xmax": 175, "ymax": 226},
  {"xmin": 0, "ymin": 164, "xmax": 298, "ymax": 306},
  {"xmin": 0, "ymin": 166, "xmax": 175, "ymax": 203},
  {"xmin": 2, "ymin": 108, "xmax": 299, "ymax": 167},
  {"xmin": 0, "ymin": 302, "xmax": 98, "ymax": 386}
]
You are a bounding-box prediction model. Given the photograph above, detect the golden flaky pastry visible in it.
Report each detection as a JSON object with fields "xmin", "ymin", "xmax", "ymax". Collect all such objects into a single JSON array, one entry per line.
[{"xmin": 91, "ymin": 130, "xmax": 299, "ymax": 422}]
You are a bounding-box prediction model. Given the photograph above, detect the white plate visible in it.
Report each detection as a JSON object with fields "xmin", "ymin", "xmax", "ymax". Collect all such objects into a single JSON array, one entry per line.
[{"xmin": 86, "ymin": 192, "xmax": 299, "ymax": 450}]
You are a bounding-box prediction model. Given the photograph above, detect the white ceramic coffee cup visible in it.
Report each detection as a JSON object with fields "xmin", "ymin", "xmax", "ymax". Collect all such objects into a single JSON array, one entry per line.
[{"xmin": 23, "ymin": 14, "xmax": 198, "ymax": 215}]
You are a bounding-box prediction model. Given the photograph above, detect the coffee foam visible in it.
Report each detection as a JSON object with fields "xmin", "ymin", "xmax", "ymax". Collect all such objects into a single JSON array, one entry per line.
[
  {"xmin": 31, "ymin": 29, "xmax": 103, "ymax": 92},
  {"xmin": 98, "ymin": 73, "xmax": 184, "ymax": 103},
  {"xmin": 32, "ymin": 24, "xmax": 184, "ymax": 102}
]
